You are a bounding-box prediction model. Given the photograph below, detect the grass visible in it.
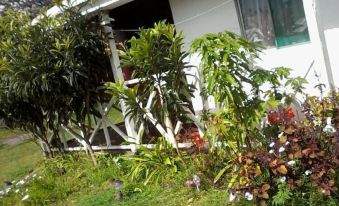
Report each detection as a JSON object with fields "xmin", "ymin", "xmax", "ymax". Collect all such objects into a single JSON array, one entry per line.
[
  {"xmin": 0, "ymin": 140, "xmax": 42, "ymax": 184},
  {"xmin": 107, "ymin": 108, "xmax": 124, "ymax": 124},
  {"xmin": 0, "ymin": 128, "xmax": 42, "ymax": 185},
  {"xmin": 0, "ymin": 153, "xmax": 234, "ymax": 206},
  {"xmin": 76, "ymin": 184, "xmax": 229, "ymax": 206},
  {"xmin": 0, "ymin": 128, "xmax": 25, "ymax": 140}
]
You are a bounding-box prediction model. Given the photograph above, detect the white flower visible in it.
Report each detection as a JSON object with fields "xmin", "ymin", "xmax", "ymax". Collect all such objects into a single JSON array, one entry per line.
[
  {"xmin": 326, "ymin": 117, "xmax": 332, "ymax": 125},
  {"xmin": 38, "ymin": 176, "xmax": 42, "ymax": 179},
  {"xmin": 285, "ymin": 141, "xmax": 290, "ymax": 146},
  {"xmin": 16, "ymin": 180, "xmax": 25, "ymax": 185},
  {"xmin": 229, "ymin": 193, "xmax": 236, "ymax": 201},
  {"xmin": 287, "ymin": 160, "xmax": 296, "ymax": 166},
  {"xmin": 305, "ymin": 170, "xmax": 312, "ymax": 175},
  {"xmin": 244, "ymin": 192, "xmax": 253, "ymax": 201},
  {"xmin": 269, "ymin": 150, "xmax": 274, "ymax": 154},
  {"xmin": 322, "ymin": 189, "xmax": 326, "ymax": 194},
  {"xmin": 0, "ymin": 190, "xmax": 4, "ymax": 196},
  {"xmin": 5, "ymin": 188, "xmax": 11, "ymax": 194},
  {"xmin": 15, "ymin": 189, "xmax": 20, "ymax": 193},
  {"xmin": 32, "ymin": 174, "xmax": 37, "ymax": 178},
  {"xmin": 278, "ymin": 132, "xmax": 284, "ymax": 138},
  {"xmin": 278, "ymin": 147, "xmax": 285, "ymax": 153},
  {"xmin": 22, "ymin": 194, "xmax": 29, "ymax": 201},
  {"xmin": 269, "ymin": 142, "xmax": 275, "ymax": 147},
  {"xmin": 280, "ymin": 176, "xmax": 286, "ymax": 183},
  {"xmin": 324, "ymin": 125, "xmax": 335, "ymax": 133}
]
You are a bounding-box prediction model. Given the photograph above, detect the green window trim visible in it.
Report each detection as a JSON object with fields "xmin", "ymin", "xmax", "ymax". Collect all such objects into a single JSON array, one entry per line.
[{"xmin": 236, "ymin": 0, "xmax": 310, "ymax": 48}]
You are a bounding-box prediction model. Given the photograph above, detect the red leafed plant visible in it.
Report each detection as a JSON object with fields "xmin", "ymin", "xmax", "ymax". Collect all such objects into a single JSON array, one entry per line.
[
  {"xmin": 229, "ymin": 94, "xmax": 339, "ymax": 204},
  {"xmin": 267, "ymin": 107, "xmax": 295, "ymax": 125},
  {"xmin": 176, "ymin": 126, "xmax": 205, "ymax": 149}
]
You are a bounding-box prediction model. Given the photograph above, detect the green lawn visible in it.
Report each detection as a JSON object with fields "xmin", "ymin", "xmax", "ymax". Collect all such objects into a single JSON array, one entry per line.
[
  {"xmin": 0, "ymin": 140, "xmax": 42, "ymax": 184},
  {"xmin": 0, "ymin": 128, "xmax": 25, "ymax": 140},
  {"xmin": 107, "ymin": 108, "xmax": 124, "ymax": 124},
  {"xmin": 0, "ymin": 129, "xmax": 42, "ymax": 184},
  {"xmin": 76, "ymin": 185, "xmax": 229, "ymax": 206}
]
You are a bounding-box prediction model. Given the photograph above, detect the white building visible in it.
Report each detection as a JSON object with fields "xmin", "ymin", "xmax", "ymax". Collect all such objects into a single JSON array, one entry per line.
[
  {"xmin": 49, "ymin": 0, "xmax": 338, "ymax": 93},
  {"xmin": 44, "ymin": 0, "xmax": 339, "ymax": 150}
]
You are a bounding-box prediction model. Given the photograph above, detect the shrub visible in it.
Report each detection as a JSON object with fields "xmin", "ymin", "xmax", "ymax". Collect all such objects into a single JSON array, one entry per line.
[
  {"xmin": 120, "ymin": 137, "xmax": 186, "ymax": 185},
  {"xmin": 106, "ymin": 21, "xmax": 195, "ymax": 145},
  {"xmin": 191, "ymin": 32, "xmax": 306, "ymax": 152},
  {"xmin": 228, "ymin": 92, "xmax": 339, "ymax": 205},
  {"xmin": 0, "ymin": 7, "xmax": 110, "ymax": 161}
]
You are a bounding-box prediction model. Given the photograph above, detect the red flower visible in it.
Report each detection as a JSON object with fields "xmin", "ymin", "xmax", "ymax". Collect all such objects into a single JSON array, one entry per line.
[
  {"xmin": 192, "ymin": 135, "xmax": 205, "ymax": 149},
  {"xmin": 268, "ymin": 110, "xmax": 281, "ymax": 125},
  {"xmin": 284, "ymin": 107, "xmax": 295, "ymax": 123}
]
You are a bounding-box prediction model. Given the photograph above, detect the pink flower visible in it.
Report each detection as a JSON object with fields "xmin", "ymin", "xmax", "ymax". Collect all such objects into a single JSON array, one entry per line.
[{"xmin": 185, "ymin": 179, "xmax": 193, "ymax": 186}]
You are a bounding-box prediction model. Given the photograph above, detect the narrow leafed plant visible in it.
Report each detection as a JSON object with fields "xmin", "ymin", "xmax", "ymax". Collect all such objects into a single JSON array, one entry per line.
[
  {"xmin": 106, "ymin": 21, "xmax": 195, "ymax": 145},
  {"xmin": 0, "ymin": 7, "xmax": 110, "ymax": 164}
]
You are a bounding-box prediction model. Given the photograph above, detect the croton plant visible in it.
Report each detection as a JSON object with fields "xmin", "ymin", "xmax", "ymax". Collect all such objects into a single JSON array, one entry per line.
[{"xmin": 229, "ymin": 93, "xmax": 339, "ymax": 204}]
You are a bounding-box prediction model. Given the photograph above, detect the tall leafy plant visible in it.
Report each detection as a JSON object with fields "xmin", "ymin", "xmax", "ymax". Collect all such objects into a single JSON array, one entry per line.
[
  {"xmin": 107, "ymin": 22, "xmax": 195, "ymax": 146},
  {"xmin": 190, "ymin": 32, "xmax": 304, "ymax": 152},
  {"xmin": 0, "ymin": 8, "xmax": 110, "ymax": 164}
]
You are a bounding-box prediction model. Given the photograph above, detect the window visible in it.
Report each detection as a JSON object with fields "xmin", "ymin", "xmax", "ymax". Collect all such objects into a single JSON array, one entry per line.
[{"xmin": 236, "ymin": 0, "xmax": 310, "ymax": 48}]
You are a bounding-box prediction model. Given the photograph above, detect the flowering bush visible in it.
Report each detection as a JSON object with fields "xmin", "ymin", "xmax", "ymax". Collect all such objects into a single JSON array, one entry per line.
[{"xmin": 228, "ymin": 94, "xmax": 339, "ymax": 205}]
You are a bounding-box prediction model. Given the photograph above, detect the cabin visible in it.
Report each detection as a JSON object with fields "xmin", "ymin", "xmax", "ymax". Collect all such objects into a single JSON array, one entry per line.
[{"xmin": 43, "ymin": 0, "xmax": 339, "ymax": 152}]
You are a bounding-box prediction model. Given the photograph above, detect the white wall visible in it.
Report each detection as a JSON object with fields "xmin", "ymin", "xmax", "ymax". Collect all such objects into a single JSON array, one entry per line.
[
  {"xmin": 256, "ymin": 0, "xmax": 330, "ymax": 96},
  {"xmin": 318, "ymin": 0, "xmax": 339, "ymax": 89},
  {"xmin": 169, "ymin": 0, "xmax": 334, "ymax": 98},
  {"xmin": 169, "ymin": 0, "xmax": 241, "ymax": 50},
  {"xmin": 169, "ymin": 0, "xmax": 241, "ymax": 111}
]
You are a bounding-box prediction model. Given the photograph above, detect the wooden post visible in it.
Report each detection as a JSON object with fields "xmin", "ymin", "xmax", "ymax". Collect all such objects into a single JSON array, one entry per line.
[
  {"xmin": 59, "ymin": 129, "xmax": 69, "ymax": 150},
  {"xmin": 101, "ymin": 12, "xmax": 137, "ymax": 152},
  {"xmin": 98, "ymin": 103, "xmax": 112, "ymax": 146}
]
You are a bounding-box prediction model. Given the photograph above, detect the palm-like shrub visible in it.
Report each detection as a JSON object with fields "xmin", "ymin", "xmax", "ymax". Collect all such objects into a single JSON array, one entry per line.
[{"xmin": 106, "ymin": 22, "xmax": 195, "ymax": 145}]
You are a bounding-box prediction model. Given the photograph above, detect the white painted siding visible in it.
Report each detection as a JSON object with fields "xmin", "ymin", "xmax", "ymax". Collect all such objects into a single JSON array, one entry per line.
[
  {"xmin": 169, "ymin": 0, "xmax": 241, "ymax": 50},
  {"xmin": 169, "ymin": 0, "xmax": 242, "ymax": 111},
  {"xmin": 319, "ymin": 0, "xmax": 339, "ymax": 88},
  {"xmin": 169, "ymin": 0, "xmax": 336, "ymax": 96},
  {"xmin": 257, "ymin": 0, "xmax": 328, "ymax": 96}
]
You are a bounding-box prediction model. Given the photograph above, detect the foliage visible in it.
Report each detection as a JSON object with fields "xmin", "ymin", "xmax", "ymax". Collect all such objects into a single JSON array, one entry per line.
[
  {"xmin": 271, "ymin": 183, "xmax": 292, "ymax": 205},
  {"xmin": 0, "ymin": 0, "xmax": 52, "ymax": 17},
  {"xmin": 1, "ymin": 152, "xmax": 226, "ymax": 206},
  {"xmin": 227, "ymin": 92, "xmax": 339, "ymax": 205},
  {"xmin": 191, "ymin": 32, "xmax": 305, "ymax": 151},
  {"xmin": 120, "ymin": 137, "xmax": 185, "ymax": 185},
  {"xmin": 0, "ymin": 7, "xmax": 110, "ymax": 159},
  {"xmin": 106, "ymin": 21, "xmax": 195, "ymax": 144}
]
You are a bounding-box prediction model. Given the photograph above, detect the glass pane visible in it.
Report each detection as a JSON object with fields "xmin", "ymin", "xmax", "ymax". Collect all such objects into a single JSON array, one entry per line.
[
  {"xmin": 269, "ymin": 0, "xmax": 310, "ymax": 47},
  {"xmin": 238, "ymin": 0, "xmax": 276, "ymax": 47}
]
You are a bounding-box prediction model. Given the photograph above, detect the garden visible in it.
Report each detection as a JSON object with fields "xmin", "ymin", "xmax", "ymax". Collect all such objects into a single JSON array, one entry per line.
[{"xmin": 0, "ymin": 4, "xmax": 338, "ymax": 206}]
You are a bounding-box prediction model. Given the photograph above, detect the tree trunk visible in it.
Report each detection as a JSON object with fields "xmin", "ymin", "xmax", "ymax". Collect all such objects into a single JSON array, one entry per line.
[
  {"xmin": 83, "ymin": 138, "xmax": 98, "ymax": 167},
  {"xmin": 40, "ymin": 137, "xmax": 54, "ymax": 158}
]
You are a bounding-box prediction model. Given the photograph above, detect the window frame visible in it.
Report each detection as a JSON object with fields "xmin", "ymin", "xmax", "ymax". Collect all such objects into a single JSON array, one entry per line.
[{"xmin": 234, "ymin": 0, "xmax": 310, "ymax": 49}]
